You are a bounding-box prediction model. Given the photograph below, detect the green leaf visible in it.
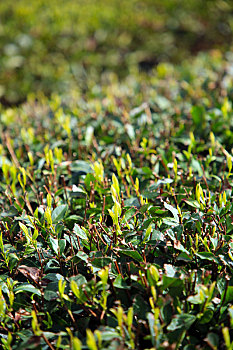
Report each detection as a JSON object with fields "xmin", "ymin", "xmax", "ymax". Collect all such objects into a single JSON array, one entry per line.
[
  {"xmin": 8, "ymin": 253, "xmax": 19, "ymax": 271},
  {"xmin": 113, "ymin": 275, "xmax": 130, "ymax": 289},
  {"xmin": 44, "ymin": 282, "xmax": 59, "ymax": 301},
  {"xmin": 73, "ymin": 338, "xmax": 82, "ymax": 350},
  {"xmin": 191, "ymin": 106, "xmax": 205, "ymax": 126},
  {"xmin": 98, "ymin": 328, "xmax": 120, "ymax": 341},
  {"xmin": 70, "ymin": 275, "xmax": 87, "ymax": 287},
  {"xmin": 75, "ymin": 251, "xmax": 88, "ymax": 262},
  {"xmin": 147, "ymin": 313, "xmax": 156, "ymax": 345},
  {"xmin": 187, "ymin": 293, "xmax": 204, "ymax": 305},
  {"xmin": 91, "ymin": 257, "xmax": 112, "ymax": 268},
  {"xmin": 14, "ymin": 283, "xmax": 41, "ymax": 297},
  {"xmin": 0, "ymin": 206, "xmax": 19, "ymax": 218},
  {"xmin": 120, "ymin": 250, "xmax": 143, "ymax": 262},
  {"xmin": 70, "ymin": 160, "xmax": 92, "ymax": 173},
  {"xmin": 196, "ymin": 252, "xmax": 219, "ymax": 264},
  {"xmin": 122, "ymin": 207, "xmax": 138, "ymax": 222},
  {"xmin": 207, "ymin": 333, "xmax": 219, "ymax": 349},
  {"xmin": 164, "ymin": 202, "xmax": 179, "ymax": 222},
  {"xmin": 162, "ymin": 276, "xmax": 184, "ymax": 290},
  {"xmin": 149, "ymin": 206, "xmax": 168, "ymax": 216},
  {"xmin": 222, "ymin": 286, "xmax": 233, "ymax": 305},
  {"xmin": 71, "ymin": 185, "xmax": 87, "ymax": 198},
  {"xmin": 58, "ymin": 239, "xmax": 66, "ymax": 254},
  {"xmin": 184, "ymin": 199, "xmax": 200, "ymax": 209},
  {"xmin": 74, "ymin": 224, "xmax": 88, "ymax": 240},
  {"xmin": 167, "ymin": 314, "xmax": 196, "ymax": 331},
  {"xmin": 133, "ymin": 294, "xmax": 150, "ymax": 319},
  {"xmin": 199, "ymin": 309, "xmax": 214, "ymax": 324},
  {"xmin": 177, "ymin": 252, "xmax": 192, "ymax": 262},
  {"xmin": 49, "ymin": 236, "xmax": 59, "ymax": 255},
  {"xmin": 51, "ymin": 205, "xmax": 68, "ymax": 223}
]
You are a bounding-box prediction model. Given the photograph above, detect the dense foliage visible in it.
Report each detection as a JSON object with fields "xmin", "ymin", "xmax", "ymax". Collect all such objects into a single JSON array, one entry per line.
[
  {"xmin": 0, "ymin": 0, "xmax": 232, "ymax": 103},
  {"xmin": 0, "ymin": 51, "xmax": 233, "ymax": 349}
]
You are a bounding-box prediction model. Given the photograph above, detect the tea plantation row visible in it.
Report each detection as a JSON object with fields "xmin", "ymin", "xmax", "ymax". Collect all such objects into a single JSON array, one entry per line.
[{"xmin": 0, "ymin": 52, "xmax": 233, "ymax": 349}]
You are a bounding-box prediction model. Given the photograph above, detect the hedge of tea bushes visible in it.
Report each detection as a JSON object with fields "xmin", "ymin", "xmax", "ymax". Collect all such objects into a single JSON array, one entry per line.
[{"xmin": 0, "ymin": 51, "xmax": 233, "ymax": 349}]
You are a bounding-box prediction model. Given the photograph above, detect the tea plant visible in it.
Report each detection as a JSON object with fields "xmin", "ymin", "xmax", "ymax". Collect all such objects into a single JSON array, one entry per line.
[{"xmin": 0, "ymin": 52, "xmax": 233, "ymax": 349}]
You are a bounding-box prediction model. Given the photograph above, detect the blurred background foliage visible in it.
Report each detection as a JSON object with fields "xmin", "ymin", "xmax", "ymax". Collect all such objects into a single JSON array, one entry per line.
[{"xmin": 0, "ymin": 0, "xmax": 232, "ymax": 104}]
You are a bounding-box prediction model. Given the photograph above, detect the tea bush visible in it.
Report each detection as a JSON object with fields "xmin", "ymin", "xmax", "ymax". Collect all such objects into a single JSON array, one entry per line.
[{"xmin": 0, "ymin": 51, "xmax": 233, "ymax": 349}]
